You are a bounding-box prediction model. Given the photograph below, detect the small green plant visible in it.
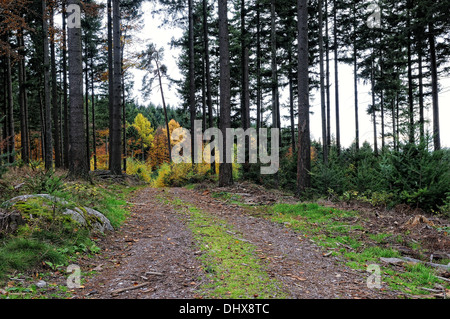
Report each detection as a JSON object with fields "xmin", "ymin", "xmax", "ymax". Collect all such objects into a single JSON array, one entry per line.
[
  {"xmin": 24, "ymin": 169, "xmax": 64, "ymax": 195},
  {"xmin": 43, "ymin": 261, "xmax": 65, "ymax": 271}
]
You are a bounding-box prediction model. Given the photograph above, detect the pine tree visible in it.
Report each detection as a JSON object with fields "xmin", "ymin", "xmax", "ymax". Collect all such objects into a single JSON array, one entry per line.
[
  {"xmin": 218, "ymin": 0, "xmax": 233, "ymax": 187},
  {"xmin": 68, "ymin": 0, "xmax": 88, "ymax": 178},
  {"xmin": 296, "ymin": 0, "xmax": 310, "ymax": 195}
]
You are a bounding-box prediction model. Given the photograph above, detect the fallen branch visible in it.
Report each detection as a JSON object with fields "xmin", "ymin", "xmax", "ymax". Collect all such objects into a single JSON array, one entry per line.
[
  {"xmin": 145, "ymin": 271, "xmax": 164, "ymax": 276},
  {"xmin": 336, "ymin": 242, "xmax": 354, "ymax": 251},
  {"xmin": 111, "ymin": 282, "xmax": 150, "ymax": 295},
  {"xmin": 419, "ymin": 287, "xmax": 443, "ymax": 293},
  {"xmin": 400, "ymin": 257, "xmax": 450, "ymax": 271},
  {"xmin": 436, "ymin": 276, "xmax": 450, "ymax": 283}
]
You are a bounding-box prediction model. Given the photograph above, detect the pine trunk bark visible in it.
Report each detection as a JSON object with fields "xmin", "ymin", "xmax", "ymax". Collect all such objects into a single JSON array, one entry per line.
[
  {"xmin": 203, "ymin": 0, "xmax": 215, "ymax": 174},
  {"xmin": 110, "ymin": 0, "xmax": 122, "ymax": 175},
  {"xmin": 333, "ymin": 0, "xmax": 340, "ymax": 155},
  {"xmin": 218, "ymin": 0, "xmax": 233, "ymax": 187},
  {"xmin": 256, "ymin": 6, "xmax": 261, "ymax": 159},
  {"xmin": 6, "ymin": 47, "xmax": 15, "ymax": 163},
  {"xmin": 297, "ymin": 0, "xmax": 311, "ymax": 195},
  {"xmin": 318, "ymin": 0, "xmax": 327, "ymax": 163},
  {"xmin": 91, "ymin": 59, "xmax": 97, "ymax": 170},
  {"xmin": 17, "ymin": 29, "xmax": 29, "ymax": 164},
  {"xmin": 325, "ymin": 0, "xmax": 331, "ymax": 154},
  {"xmin": 84, "ymin": 44, "xmax": 90, "ymax": 168},
  {"xmin": 62, "ymin": 0, "xmax": 69, "ymax": 169},
  {"xmin": 188, "ymin": 0, "xmax": 196, "ymax": 166},
  {"xmin": 42, "ymin": 1, "xmax": 53, "ymax": 169},
  {"xmin": 428, "ymin": 22, "xmax": 440, "ymax": 151},
  {"xmin": 50, "ymin": 7, "xmax": 61, "ymax": 168},
  {"xmin": 68, "ymin": 0, "xmax": 88, "ymax": 178}
]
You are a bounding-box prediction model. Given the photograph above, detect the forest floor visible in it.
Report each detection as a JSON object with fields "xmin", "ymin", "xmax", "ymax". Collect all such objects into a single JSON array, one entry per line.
[{"xmin": 63, "ymin": 182, "xmax": 449, "ymax": 300}]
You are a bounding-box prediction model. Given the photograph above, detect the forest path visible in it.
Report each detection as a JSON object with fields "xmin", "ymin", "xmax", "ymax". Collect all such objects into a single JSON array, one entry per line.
[{"xmin": 74, "ymin": 186, "xmax": 400, "ymax": 299}]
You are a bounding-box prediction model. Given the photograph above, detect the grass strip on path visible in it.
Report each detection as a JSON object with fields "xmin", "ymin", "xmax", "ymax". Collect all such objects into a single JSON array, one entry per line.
[{"xmin": 158, "ymin": 194, "xmax": 288, "ymax": 299}]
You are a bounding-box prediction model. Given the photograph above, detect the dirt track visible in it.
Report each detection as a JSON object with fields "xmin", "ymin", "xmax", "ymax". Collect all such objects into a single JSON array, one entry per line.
[{"xmin": 73, "ymin": 186, "xmax": 404, "ymax": 299}]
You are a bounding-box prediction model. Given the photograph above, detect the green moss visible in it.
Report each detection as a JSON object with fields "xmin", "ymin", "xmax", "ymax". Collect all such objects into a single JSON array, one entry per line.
[
  {"xmin": 12, "ymin": 198, "xmax": 81, "ymax": 231},
  {"xmin": 160, "ymin": 195, "xmax": 288, "ymax": 299}
]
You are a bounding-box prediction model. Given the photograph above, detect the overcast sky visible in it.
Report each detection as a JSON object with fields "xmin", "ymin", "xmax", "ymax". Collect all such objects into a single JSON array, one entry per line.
[{"xmin": 126, "ymin": 2, "xmax": 449, "ymax": 149}]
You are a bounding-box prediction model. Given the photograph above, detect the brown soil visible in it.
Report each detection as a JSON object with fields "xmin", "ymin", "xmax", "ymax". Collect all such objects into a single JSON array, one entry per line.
[
  {"xmin": 69, "ymin": 184, "xmax": 444, "ymax": 299},
  {"xmin": 73, "ymin": 187, "xmax": 205, "ymax": 299},
  {"xmin": 212, "ymin": 181, "xmax": 450, "ymax": 263}
]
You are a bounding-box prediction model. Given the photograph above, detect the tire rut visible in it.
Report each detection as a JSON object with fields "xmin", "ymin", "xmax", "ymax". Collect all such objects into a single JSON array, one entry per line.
[
  {"xmin": 76, "ymin": 186, "xmax": 401, "ymax": 299},
  {"xmin": 167, "ymin": 187, "xmax": 400, "ymax": 299}
]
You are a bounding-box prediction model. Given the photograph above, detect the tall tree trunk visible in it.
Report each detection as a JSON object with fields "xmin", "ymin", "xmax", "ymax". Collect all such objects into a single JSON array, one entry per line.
[
  {"xmin": 2, "ymin": 63, "xmax": 8, "ymax": 157},
  {"xmin": 42, "ymin": 1, "xmax": 53, "ymax": 170},
  {"xmin": 84, "ymin": 44, "xmax": 90, "ymax": 168},
  {"xmin": 201, "ymin": 55, "xmax": 206, "ymax": 133},
  {"xmin": 68, "ymin": 0, "xmax": 88, "ymax": 178},
  {"xmin": 297, "ymin": 0, "xmax": 311, "ymax": 195},
  {"xmin": 1, "ymin": 63, "xmax": 6, "ymax": 157},
  {"xmin": 392, "ymin": 100, "xmax": 396, "ymax": 151},
  {"xmin": 91, "ymin": 59, "xmax": 97, "ymax": 170},
  {"xmin": 325, "ymin": 0, "xmax": 331, "ymax": 154},
  {"xmin": 155, "ymin": 51, "xmax": 172, "ymax": 162},
  {"xmin": 407, "ymin": 2, "xmax": 414, "ymax": 145},
  {"xmin": 270, "ymin": 1, "xmax": 279, "ymax": 186},
  {"xmin": 418, "ymin": 44, "xmax": 425, "ymax": 144},
  {"xmin": 6, "ymin": 46, "xmax": 15, "ymax": 163},
  {"xmin": 318, "ymin": 0, "xmax": 327, "ymax": 163},
  {"xmin": 110, "ymin": 0, "xmax": 122, "ymax": 175},
  {"xmin": 203, "ymin": 0, "xmax": 215, "ymax": 174},
  {"xmin": 39, "ymin": 88, "xmax": 46, "ymax": 161},
  {"xmin": 188, "ymin": 0, "xmax": 196, "ymax": 166},
  {"xmin": 428, "ymin": 22, "xmax": 440, "ymax": 151},
  {"xmin": 50, "ymin": 7, "xmax": 61, "ymax": 168},
  {"xmin": 256, "ymin": 4, "xmax": 261, "ymax": 160},
  {"xmin": 218, "ymin": 0, "xmax": 233, "ymax": 187},
  {"xmin": 353, "ymin": 45, "xmax": 359, "ymax": 151},
  {"xmin": 371, "ymin": 50, "xmax": 378, "ymax": 155},
  {"xmin": 120, "ymin": 27, "xmax": 127, "ymax": 172},
  {"xmin": 271, "ymin": 0, "xmax": 278, "ymax": 133},
  {"xmin": 333, "ymin": 0, "xmax": 340, "ymax": 155},
  {"xmin": 62, "ymin": 0, "xmax": 69, "ymax": 169},
  {"xmin": 17, "ymin": 28, "xmax": 29, "ymax": 164},
  {"xmin": 243, "ymin": 47, "xmax": 250, "ymax": 171},
  {"xmin": 379, "ymin": 31, "xmax": 385, "ymax": 151},
  {"xmin": 107, "ymin": 0, "xmax": 114, "ymax": 170},
  {"xmin": 240, "ymin": 0, "xmax": 250, "ymax": 132},
  {"xmin": 396, "ymin": 90, "xmax": 400, "ymax": 151},
  {"xmin": 288, "ymin": 46, "xmax": 296, "ymax": 152},
  {"xmin": 122, "ymin": 63, "xmax": 126, "ymax": 172},
  {"xmin": 380, "ymin": 90, "xmax": 385, "ymax": 151},
  {"xmin": 352, "ymin": 1, "xmax": 359, "ymax": 152}
]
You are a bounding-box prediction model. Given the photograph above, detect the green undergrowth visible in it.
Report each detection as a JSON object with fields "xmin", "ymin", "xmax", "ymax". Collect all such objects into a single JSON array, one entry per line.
[
  {"xmin": 159, "ymin": 193, "xmax": 288, "ymax": 299},
  {"xmin": 211, "ymin": 192, "xmax": 450, "ymax": 298},
  {"xmin": 269, "ymin": 203, "xmax": 450, "ymax": 297},
  {"xmin": 0, "ymin": 170, "xmax": 140, "ymax": 296}
]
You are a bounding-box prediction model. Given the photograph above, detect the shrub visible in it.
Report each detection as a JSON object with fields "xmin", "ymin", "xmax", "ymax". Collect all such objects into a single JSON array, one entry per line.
[
  {"xmin": 126, "ymin": 158, "xmax": 153, "ymax": 183},
  {"xmin": 279, "ymin": 139, "xmax": 450, "ymax": 212},
  {"xmin": 22, "ymin": 169, "xmax": 64, "ymax": 195},
  {"xmin": 386, "ymin": 144, "xmax": 450, "ymax": 210},
  {"xmin": 0, "ymin": 151, "xmax": 16, "ymax": 179},
  {"xmin": 151, "ymin": 162, "xmax": 217, "ymax": 188}
]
